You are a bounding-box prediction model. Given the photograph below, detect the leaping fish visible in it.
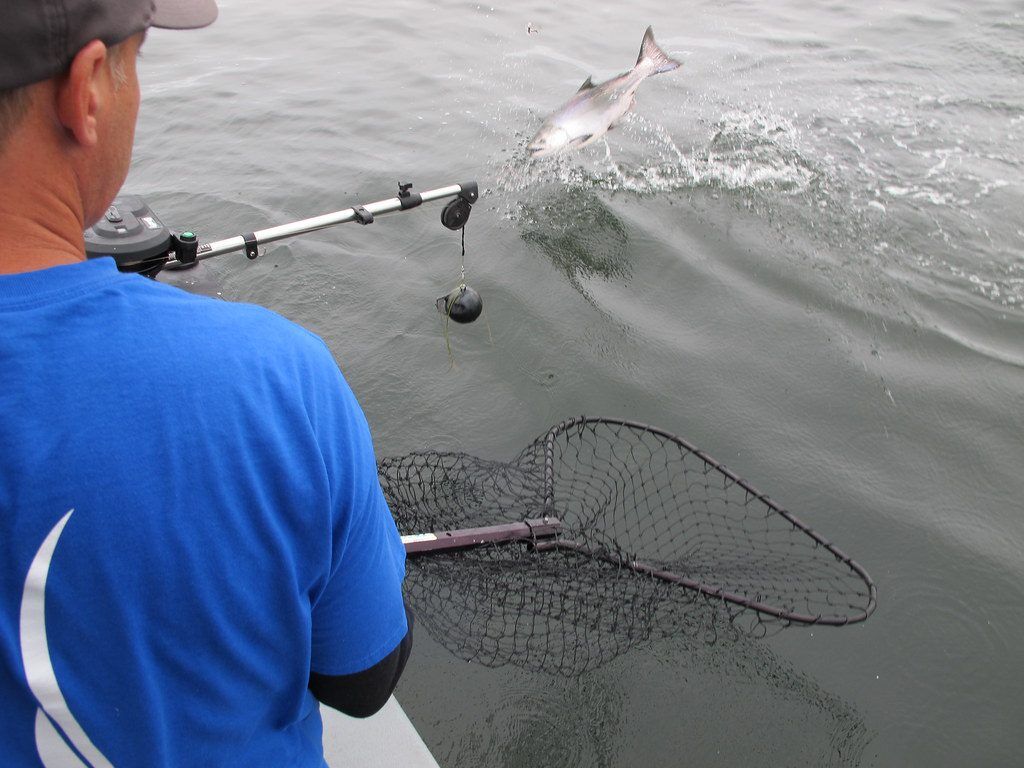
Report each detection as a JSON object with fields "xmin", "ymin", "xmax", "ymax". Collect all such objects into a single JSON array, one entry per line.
[{"xmin": 527, "ymin": 26, "xmax": 682, "ymax": 158}]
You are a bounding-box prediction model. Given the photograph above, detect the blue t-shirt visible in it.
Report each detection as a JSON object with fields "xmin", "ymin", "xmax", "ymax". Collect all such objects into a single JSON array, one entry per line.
[{"xmin": 0, "ymin": 258, "xmax": 408, "ymax": 767}]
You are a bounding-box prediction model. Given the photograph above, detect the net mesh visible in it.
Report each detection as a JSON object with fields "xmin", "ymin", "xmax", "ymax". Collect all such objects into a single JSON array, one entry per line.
[{"xmin": 380, "ymin": 416, "xmax": 875, "ymax": 675}]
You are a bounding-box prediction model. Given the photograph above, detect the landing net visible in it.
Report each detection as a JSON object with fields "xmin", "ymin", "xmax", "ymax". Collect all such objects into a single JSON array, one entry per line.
[{"xmin": 380, "ymin": 416, "xmax": 875, "ymax": 675}]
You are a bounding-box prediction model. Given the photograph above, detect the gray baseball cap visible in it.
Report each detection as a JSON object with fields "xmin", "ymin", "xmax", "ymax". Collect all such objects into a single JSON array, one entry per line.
[{"xmin": 1, "ymin": 0, "xmax": 218, "ymax": 91}]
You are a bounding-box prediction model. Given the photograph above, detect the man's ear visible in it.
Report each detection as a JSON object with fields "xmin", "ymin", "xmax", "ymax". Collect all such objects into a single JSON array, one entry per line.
[{"xmin": 55, "ymin": 40, "xmax": 110, "ymax": 148}]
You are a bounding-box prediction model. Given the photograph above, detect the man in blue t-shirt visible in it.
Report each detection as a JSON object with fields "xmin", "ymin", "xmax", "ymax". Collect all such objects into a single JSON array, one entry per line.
[{"xmin": 0, "ymin": 2, "xmax": 412, "ymax": 765}]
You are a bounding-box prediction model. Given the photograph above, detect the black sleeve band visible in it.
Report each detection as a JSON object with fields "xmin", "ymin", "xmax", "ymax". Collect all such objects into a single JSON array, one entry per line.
[{"xmin": 308, "ymin": 602, "xmax": 414, "ymax": 718}]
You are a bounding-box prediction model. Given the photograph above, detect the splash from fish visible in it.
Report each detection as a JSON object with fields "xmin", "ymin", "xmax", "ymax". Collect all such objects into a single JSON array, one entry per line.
[{"xmin": 527, "ymin": 26, "xmax": 681, "ymax": 158}]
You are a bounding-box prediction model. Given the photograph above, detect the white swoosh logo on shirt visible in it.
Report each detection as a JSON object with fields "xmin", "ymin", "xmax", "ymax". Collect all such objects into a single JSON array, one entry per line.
[{"xmin": 19, "ymin": 509, "xmax": 114, "ymax": 768}]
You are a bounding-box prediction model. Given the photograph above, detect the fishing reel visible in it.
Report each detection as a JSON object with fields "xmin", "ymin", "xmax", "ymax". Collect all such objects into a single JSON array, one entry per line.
[
  {"xmin": 83, "ymin": 180, "xmax": 484, "ymax": 324},
  {"xmin": 83, "ymin": 196, "xmax": 193, "ymax": 278}
]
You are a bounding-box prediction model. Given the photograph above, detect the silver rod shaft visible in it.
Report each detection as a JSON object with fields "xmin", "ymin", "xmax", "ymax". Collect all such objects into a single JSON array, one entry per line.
[{"xmin": 186, "ymin": 183, "xmax": 469, "ymax": 262}]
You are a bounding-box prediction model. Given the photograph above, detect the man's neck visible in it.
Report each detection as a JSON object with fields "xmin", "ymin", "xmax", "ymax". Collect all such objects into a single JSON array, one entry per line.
[
  {"xmin": 0, "ymin": 89, "xmax": 91, "ymax": 275},
  {"xmin": 0, "ymin": 202, "xmax": 88, "ymax": 275}
]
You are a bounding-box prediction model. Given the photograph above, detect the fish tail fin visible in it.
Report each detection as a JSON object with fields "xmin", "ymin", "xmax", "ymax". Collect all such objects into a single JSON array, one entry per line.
[{"xmin": 636, "ymin": 25, "xmax": 682, "ymax": 74}]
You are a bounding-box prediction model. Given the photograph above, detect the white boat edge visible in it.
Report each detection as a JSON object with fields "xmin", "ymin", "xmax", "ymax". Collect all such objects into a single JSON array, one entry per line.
[{"xmin": 321, "ymin": 696, "xmax": 440, "ymax": 767}]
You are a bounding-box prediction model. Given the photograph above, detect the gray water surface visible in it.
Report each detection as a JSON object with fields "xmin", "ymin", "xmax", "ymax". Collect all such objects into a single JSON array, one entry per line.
[{"xmin": 133, "ymin": 1, "xmax": 1023, "ymax": 765}]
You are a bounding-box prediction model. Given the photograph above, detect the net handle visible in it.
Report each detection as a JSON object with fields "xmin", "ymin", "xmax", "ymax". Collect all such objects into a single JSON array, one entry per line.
[{"xmin": 402, "ymin": 517, "xmax": 562, "ymax": 555}]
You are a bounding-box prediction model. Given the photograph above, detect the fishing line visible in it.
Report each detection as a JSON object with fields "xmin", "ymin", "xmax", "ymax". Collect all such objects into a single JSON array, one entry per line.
[
  {"xmin": 436, "ymin": 192, "xmax": 485, "ymax": 366},
  {"xmin": 441, "ymin": 227, "xmax": 466, "ymax": 367}
]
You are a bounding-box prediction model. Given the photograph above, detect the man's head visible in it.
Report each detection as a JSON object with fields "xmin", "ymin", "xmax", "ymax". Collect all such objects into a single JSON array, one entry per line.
[{"xmin": 0, "ymin": 1, "xmax": 217, "ymax": 269}]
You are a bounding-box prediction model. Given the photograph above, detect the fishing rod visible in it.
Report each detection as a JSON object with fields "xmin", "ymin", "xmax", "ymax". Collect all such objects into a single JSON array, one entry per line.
[{"xmin": 84, "ymin": 180, "xmax": 484, "ymax": 322}]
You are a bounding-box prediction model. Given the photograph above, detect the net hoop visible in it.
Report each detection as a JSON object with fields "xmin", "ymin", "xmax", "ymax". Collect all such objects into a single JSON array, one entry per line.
[{"xmin": 540, "ymin": 416, "xmax": 877, "ymax": 626}]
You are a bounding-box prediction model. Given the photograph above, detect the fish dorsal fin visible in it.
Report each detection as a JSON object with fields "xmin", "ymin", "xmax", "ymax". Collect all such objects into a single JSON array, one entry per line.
[
  {"xmin": 577, "ymin": 76, "xmax": 595, "ymax": 93},
  {"xmin": 636, "ymin": 25, "xmax": 682, "ymax": 74}
]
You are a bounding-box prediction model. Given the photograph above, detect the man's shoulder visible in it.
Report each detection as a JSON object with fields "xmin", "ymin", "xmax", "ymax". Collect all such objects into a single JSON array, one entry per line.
[
  {"xmin": 135, "ymin": 276, "xmax": 305, "ymax": 327},
  {"xmin": 133, "ymin": 276, "xmax": 330, "ymax": 359},
  {"xmin": 109, "ymin": 276, "xmax": 352, "ymax": 409}
]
